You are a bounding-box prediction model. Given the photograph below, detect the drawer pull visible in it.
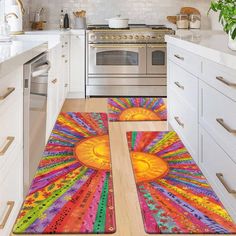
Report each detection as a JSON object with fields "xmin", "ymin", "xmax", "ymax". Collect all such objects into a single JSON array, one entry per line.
[
  {"xmin": 52, "ymin": 78, "xmax": 58, "ymax": 84},
  {"xmin": 216, "ymin": 173, "xmax": 236, "ymax": 194},
  {"xmin": 174, "ymin": 54, "xmax": 184, "ymax": 60},
  {"xmin": 174, "ymin": 116, "xmax": 184, "ymax": 128},
  {"xmin": 174, "ymin": 82, "xmax": 184, "ymax": 90},
  {"xmin": 216, "ymin": 118, "xmax": 236, "ymax": 134},
  {"xmin": 0, "ymin": 201, "xmax": 15, "ymax": 229},
  {"xmin": 0, "ymin": 88, "xmax": 15, "ymax": 101},
  {"xmin": 0, "ymin": 136, "xmax": 15, "ymax": 156},
  {"xmin": 216, "ymin": 76, "xmax": 236, "ymax": 87}
]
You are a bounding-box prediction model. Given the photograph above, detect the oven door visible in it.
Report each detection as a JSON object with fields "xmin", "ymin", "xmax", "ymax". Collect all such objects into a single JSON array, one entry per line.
[
  {"xmin": 88, "ymin": 44, "xmax": 146, "ymax": 75},
  {"xmin": 147, "ymin": 44, "xmax": 166, "ymax": 75}
]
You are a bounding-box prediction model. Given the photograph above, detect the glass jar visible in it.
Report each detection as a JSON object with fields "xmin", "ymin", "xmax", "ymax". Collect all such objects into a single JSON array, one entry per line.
[
  {"xmin": 189, "ymin": 14, "xmax": 201, "ymax": 29},
  {"xmin": 176, "ymin": 14, "xmax": 189, "ymax": 29}
]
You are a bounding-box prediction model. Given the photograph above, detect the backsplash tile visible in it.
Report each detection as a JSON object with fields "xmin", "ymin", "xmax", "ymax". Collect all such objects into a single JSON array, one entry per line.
[{"xmin": 23, "ymin": 0, "xmax": 212, "ymax": 30}]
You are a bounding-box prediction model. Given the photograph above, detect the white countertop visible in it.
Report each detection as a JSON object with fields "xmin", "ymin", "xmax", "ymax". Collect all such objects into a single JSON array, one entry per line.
[
  {"xmin": 0, "ymin": 40, "xmax": 47, "ymax": 77},
  {"xmin": 165, "ymin": 30, "xmax": 236, "ymax": 70}
]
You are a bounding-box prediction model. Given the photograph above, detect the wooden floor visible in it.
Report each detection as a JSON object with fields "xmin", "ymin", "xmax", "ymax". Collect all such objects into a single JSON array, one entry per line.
[{"xmin": 61, "ymin": 98, "xmax": 168, "ymax": 236}]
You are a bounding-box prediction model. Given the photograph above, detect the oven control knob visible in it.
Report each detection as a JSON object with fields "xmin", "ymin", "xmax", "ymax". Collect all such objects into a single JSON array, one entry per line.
[
  {"xmin": 111, "ymin": 35, "xmax": 115, "ymax": 39},
  {"xmin": 146, "ymin": 35, "xmax": 151, "ymax": 40},
  {"xmin": 141, "ymin": 35, "xmax": 145, "ymax": 40},
  {"xmin": 90, "ymin": 35, "xmax": 96, "ymax": 40},
  {"xmin": 135, "ymin": 35, "xmax": 139, "ymax": 39},
  {"xmin": 118, "ymin": 35, "xmax": 122, "ymax": 39},
  {"xmin": 123, "ymin": 35, "xmax": 127, "ymax": 39},
  {"xmin": 100, "ymin": 35, "xmax": 104, "ymax": 40},
  {"xmin": 105, "ymin": 36, "xmax": 109, "ymax": 40},
  {"xmin": 129, "ymin": 35, "xmax": 133, "ymax": 39}
]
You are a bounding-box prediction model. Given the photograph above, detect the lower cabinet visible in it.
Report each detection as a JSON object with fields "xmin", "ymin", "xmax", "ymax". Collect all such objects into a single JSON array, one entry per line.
[
  {"xmin": 167, "ymin": 43, "xmax": 236, "ymax": 222},
  {"xmin": 0, "ymin": 147, "xmax": 23, "ymax": 236},
  {"xmin": 69, "ymin": 32, "xmax": 85, "ymax": 98},
  {"xmin": 199, "ymin": 127, "xmax": 236, "ymax": 221},
  {"xmin": 0, "ymin": 67, "xmax": 23, "ymax": 236}
]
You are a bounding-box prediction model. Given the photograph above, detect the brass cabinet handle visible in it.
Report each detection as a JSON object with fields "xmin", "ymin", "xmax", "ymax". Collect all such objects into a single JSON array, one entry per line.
[
  {"xmin": 174, "ymin": 116, "xmax": 184, "ymax": 128},
  {"xmin": 62, "ymin": 45, "xmax": 65, "ymax": 48},
  {"xmin": 174, "ymin": 54, "xmax": 184, "ymax": 60},
  {"xmin": 216, "ymin": 173, "xmax": 236, "ymax": 194},
  {"xmin": 0, "ymin": 88, "xmax": 15, "ymax": 101},
  {"xmin": 52, "ymin": 78, "xmax": 58, "ymax": 84},
  {"xmin": 62, "ymin": 55, "xmax": 66, "ymax": 58},
  {"xmin": 65, "ymin": 42, "xmax": 68, "ymax": 45},
  {"xmin": 0, "ymin": 137, "xmax": 15, "ymax": 156},
  {"xmin": 0, "ymin": 201, "xmax": 15, "ymax": 229},
  {"xmin": 64, "ymin": 83, "xmax": 68, "ymax": 88},
  {"xmin": 174, "ymin": 81, "xmax": 184, "ymax": 90},
  {"xmin": 65, "ymin": 60, "xmax": 68, "ymax": 63},
  {"xmin": 216, "ymin": 76, "xmax": 236, "ymax": 87},
  {"xmin": 216, "ymin": 118, "xmax": 236, "ymax": 134}
]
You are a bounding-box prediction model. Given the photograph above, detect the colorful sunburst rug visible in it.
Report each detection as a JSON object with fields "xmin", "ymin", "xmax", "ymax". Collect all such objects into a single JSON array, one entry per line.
[
  {"xmin": 13, "ymin": 112, "xmax": 116, "ymax": 234},
  {"xmin": 108, "ymin": 97, "xmax": 167, "ymax": 121},
  {"xmin": 126, "ymin": 131, "xmax": 236, "ymax": 234}
]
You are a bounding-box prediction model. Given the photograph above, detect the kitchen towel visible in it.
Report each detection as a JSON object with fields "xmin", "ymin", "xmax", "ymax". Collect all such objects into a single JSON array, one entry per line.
[
  {"xmin": 108, "ymin": 97, "xmax": 167, "ymax": 121},
  {"xmin": 13, "ymin": 112, "xmax": 116, "ymax": 234},
  {"xmin": 126, "ymin": 131, "xmax": 236, "ymax": 234}
]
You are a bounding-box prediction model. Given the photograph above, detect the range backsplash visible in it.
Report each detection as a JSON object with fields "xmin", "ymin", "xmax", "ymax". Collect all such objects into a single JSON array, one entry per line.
[{"xmin": 23, "ymin": 0, "xmax": 212, "ymax": 30}]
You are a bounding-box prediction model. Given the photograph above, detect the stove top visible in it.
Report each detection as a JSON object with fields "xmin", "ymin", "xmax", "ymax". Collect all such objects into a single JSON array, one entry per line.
[
  {"xmin": 87, "ymin": 24, "xmax": 175, "ymax": 44},
  {"xmin": 87, "ymin": 24, "xmax": 172, "ymax": 31}
]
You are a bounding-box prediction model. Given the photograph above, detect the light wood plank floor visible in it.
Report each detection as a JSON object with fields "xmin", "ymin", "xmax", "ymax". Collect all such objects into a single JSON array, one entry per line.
[{"xmin": 61, "ymin": 98, "xmax": 168, "ymax": 236}]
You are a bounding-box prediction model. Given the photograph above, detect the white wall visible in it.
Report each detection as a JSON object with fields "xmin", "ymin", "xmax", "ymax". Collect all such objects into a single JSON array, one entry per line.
[{"xmin": 24, "ymin": 0, "xmax": 212, "ymax": 30}]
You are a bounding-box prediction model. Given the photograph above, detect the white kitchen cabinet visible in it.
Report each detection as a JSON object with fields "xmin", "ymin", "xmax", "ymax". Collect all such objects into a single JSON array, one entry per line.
[
  {"xmin": 0, "ymin": 67, "xmax": 23, "ymax": 236},
  {"xmin": 199, "ymin": 126, "xmax": 236, "ymax": 220},
  {"xmin": 167, "ymin": 55, "xmax": 198, "ymax": 162},
  {"xmin": 167, "ymin": 41, "xmax": 236, "ymax": 222},
  {"xmin": 69, "ymin": 31, "xmax": 85, "ymax": 98},
  {"xmin": 61, "ymin": 35, "xmax": 70, "ymax": 97}
]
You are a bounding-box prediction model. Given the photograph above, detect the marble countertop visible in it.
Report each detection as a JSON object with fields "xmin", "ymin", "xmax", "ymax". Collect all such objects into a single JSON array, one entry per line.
[
  {"xmin": 165, "ymin": 30, "xmax": 236, "ymax": 70},
  {"xmin": 0, "ymin": 40, "xmax": 47, "ymax": 77}
]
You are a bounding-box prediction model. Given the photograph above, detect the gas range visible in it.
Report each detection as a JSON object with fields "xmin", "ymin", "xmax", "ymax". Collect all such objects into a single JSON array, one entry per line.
[
  {"xmin": 87, "ymin": 24, "xmax": 175, "ymax": 44},
  {"xmin": 86, "ymin": 24, "xmax": 175, "ymax": 97}
]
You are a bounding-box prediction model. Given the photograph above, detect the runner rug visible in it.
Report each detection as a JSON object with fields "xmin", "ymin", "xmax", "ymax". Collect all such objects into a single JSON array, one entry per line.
[
  {"xmin": 13, "ymin": 112, "xmax": 116, "ymax": 234},
  {"xmin": 126, "ymin": 131, "xmax": 236, "ymax": 234},
  {"xmin": 108, "ymin": 97, "xmax": 167, "ymax": 121}
]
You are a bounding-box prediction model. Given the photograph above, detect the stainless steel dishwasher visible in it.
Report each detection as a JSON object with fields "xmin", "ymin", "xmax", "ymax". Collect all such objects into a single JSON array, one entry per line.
[{"xmin": 23, "ymin": 52, "xmax": 51, "ymax": 196}]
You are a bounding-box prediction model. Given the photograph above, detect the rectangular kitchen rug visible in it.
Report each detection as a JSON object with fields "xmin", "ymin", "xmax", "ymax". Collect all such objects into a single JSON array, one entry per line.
[
  {"xmin": 13, "ymin": 112, "xmax": 116, "ymax": 234},
  {"xmin": 108, "ymin": 97, "xmax": 167, "ymax": 121},
  {"xmin": 126, "ymin": 131, "xmax": 236, "ymax": 234}
]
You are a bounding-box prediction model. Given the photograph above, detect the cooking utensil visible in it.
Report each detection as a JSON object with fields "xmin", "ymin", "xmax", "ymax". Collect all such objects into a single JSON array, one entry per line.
[{"xmin": 106, "ymin": 15, "xmax": 129, "ymax": 29}]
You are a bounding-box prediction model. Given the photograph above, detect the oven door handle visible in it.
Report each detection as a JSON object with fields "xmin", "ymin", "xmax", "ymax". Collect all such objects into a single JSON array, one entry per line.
[
  {"xmin": 147, "ymin": 44, "xmax": 166, "ymax": 48},
  {"xmin": 90, "ymin": 44, "xmax": 146, "ymax": 49}
]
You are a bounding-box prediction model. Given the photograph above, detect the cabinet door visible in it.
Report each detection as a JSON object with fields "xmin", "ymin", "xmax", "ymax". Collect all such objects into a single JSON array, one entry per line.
[
  {"xmin": 47, "ymin": 47, "xmax": 59, "ymax": 139},
  {"xmin": 69, "ymin": 34, "xmax": 85, "ymax": 98}
]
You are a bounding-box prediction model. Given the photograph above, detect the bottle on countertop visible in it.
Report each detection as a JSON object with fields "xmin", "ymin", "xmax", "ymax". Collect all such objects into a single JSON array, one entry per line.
[
  {"xmin": 63, "ymin": 11, "xmax": 70, "ymax": 29},
  {"xmin": 59, "ymin": 9, "xmax": 64, "ymax": 29}
]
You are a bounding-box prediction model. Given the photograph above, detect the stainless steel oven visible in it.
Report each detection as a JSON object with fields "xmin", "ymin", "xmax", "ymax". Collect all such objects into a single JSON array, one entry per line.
[
  {"xmin": 88, "ymin": 44, "xmax": 146, "ymax": 75},
  {"xmin": 86, "ymin": 25, "xmax": 175, "ymax": 97}
]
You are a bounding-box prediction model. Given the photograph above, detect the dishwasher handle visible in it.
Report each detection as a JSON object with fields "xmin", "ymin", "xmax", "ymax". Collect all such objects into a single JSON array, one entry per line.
[{"xmin": 31, "ymin": 61, "xmax": 51, "ymax": 78}]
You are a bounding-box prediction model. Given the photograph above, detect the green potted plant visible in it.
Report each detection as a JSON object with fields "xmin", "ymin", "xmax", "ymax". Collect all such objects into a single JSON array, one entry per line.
[{"xmin": 209, "ymin": 0, "xmax": 236, "ymax": 50}]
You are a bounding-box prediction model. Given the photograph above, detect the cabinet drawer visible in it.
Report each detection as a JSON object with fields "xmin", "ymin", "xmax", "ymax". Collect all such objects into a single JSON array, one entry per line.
[
  {"xmin": 168, "ymin": 44, "xmax": 202, "ymax": 77},
  {"xmin": 0, "ymin": 149, "xmax": 23, "ymax": 236},
  {"xmin": 202, "ymin": 59, "xmax": 236, "ymax": 102},
  {"xmin": 168, "ymin": 89, "xmax": 198, "ymax": 161},
  {"xmin": 199, "ymin": 80, "xmax": 236, "ymax": 162},
  {"xmin": 199, "ymin": 127, "xmax": 236, "ymax": 221},
  {"xmin": 168, "ymin": 60, "xmax": 198, "ymax": 111},
  {"xmin": 0, "ymin": 67, "xmax": 22, "ymax": 109}
]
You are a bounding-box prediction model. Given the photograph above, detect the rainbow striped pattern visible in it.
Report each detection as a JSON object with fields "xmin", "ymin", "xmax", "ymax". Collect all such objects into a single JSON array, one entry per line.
[
  {"xmin": 127, "ymin": 131, "xmax": 236, "ymax": 234},
  {"xmin": 108, "ymin": 97, "xmax": 167, "ymax": 121},
  {"xmin": 13, "ymin": 113, "xmax": 116, "ymax": 234}
]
